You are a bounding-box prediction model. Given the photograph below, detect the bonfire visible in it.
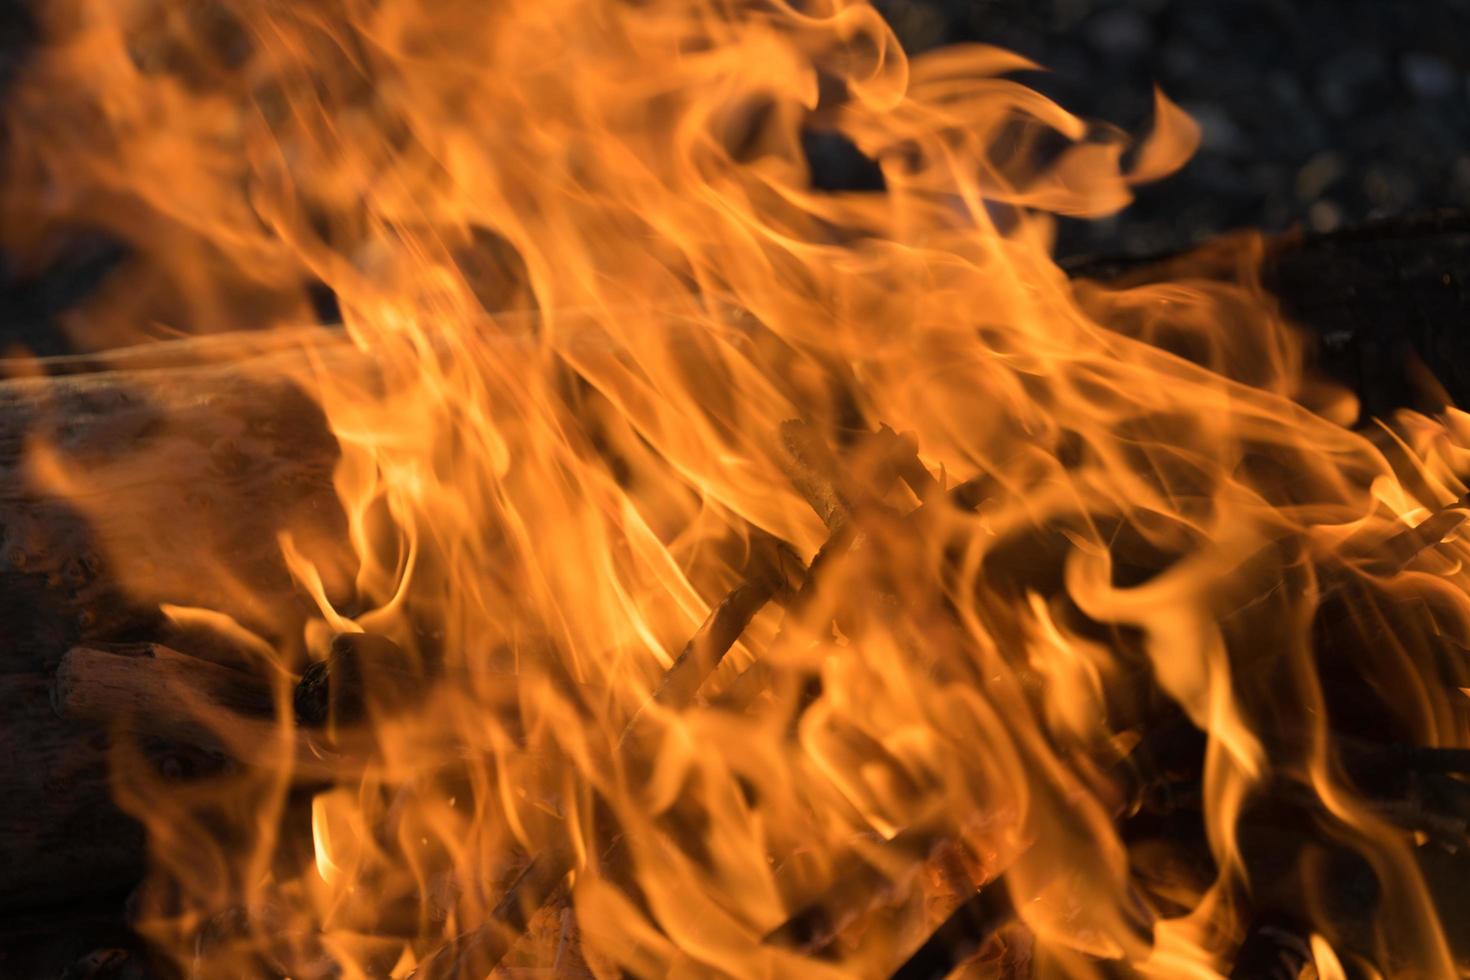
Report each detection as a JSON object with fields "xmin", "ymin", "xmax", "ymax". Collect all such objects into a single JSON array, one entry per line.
[{"xmin": 2, "ymin": 1, "xmax": 1468, "ymax": 977}]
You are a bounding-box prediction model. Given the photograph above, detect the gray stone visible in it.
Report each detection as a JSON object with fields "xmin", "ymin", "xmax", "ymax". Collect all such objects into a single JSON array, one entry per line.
[
  {"xmin": 1085, "ymin": 7, "xmax": 1153, "ymax": 58},
  {"xmin": 1182, "ymin": 102, "xmax": 1244, "ymax": 154},
  {"xmin": 1402, "ymin": 51, "xmax": 1458, "ymax": 99}
]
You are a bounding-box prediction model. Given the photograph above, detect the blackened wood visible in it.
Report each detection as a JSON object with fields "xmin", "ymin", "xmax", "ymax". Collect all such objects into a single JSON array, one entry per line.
[
  {"xmin": 54, "ymin": 644, "xmax": 363, "ymax": 781},
  {"xmin": 293, "ymin": 632, "xmax": 426, "ymax": 728},
  {"xmin": 1228, "ymin": 917, "xmax": 1312, "ymax": 980},
  {"xmin": 0, "ymin": 896, "xmax": 159, "ymax": 980},
  {"xmin": 646, "ymin": 573, "xmax": 786, "ymax": 710},
  {"xmin": 55, "ymin": 642, "xmax": 274, "ymax": 725},
  {"xmin": 763, "ymin": 821, "xmax": 960, "ymax": 956},
  {"xmin": 0, "ymin": 329, "xmax": 352, "ymax": 677},
  {"xmin": 0, "ymin": 326, "xmax": 356, "ymax": 921},
  {"xmin": 0, "ymin": 672, "xmax": 144, "ymax": 912},
  {"xmin": 411, "ymin": 847, "xmax": 575, "ymax": 980}
]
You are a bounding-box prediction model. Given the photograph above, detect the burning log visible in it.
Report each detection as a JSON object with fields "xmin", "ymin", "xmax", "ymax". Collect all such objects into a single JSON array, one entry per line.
[
  {"xmin": 430, "ymin": 553, "xmax": 803, "ymax": 976},
  {"xmin": 888, "ymin": 886, "xmax": 1015, "ymax": 980},
  {"xmin": 632, "ymin": 569, "xmax": 791, "ymax": 713},
  {"xmin": 0, "ymin": 328, "xmax": 352, "ymax": 678},
  {"xmin": 0, "ymin": 329, "xmax": 355, "ymax": 918},
  {"xmin": 54, "ymin": 643, "xmax": 275, "ymax": 737},
  {"xmin": 411, "ymin": 846, "xmax": 578, "ymax": 980},
  {"xmin": 1227, "ymin": 917, "xmax": 1314, "ymax": 980}
]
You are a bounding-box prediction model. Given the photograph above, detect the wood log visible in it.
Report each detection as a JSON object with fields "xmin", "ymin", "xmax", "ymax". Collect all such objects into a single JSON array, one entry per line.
[
  {"xmin": 51, "ymin": 643, "xmax": 356, "ymax": 782},
  {"xmin": 54, "ymin": 643, "xmax": 275, "ymax": 729},
  {"xmin": 0, "ymin": 670, "xmax": 144, "ymax": 913},
  {"xmin": 0, "ymin": 328, "xmax": 353, "ymax": 677},
  {"xmin": 0, "ymin": 329, "xmax": 353, "ymax": 912},
  {"xmin": 0, "ymin": 896, "xmax": 150, "ymax": 980}
]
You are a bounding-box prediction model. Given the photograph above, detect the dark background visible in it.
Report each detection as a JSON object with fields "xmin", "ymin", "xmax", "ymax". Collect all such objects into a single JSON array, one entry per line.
[
  {"xmin": 1, "ymin": 0, "xmax": 1469, "ymax": 352},
  {"xmin": 872, "ymin": 0, "xmax": 1470, "ymax": 257}
]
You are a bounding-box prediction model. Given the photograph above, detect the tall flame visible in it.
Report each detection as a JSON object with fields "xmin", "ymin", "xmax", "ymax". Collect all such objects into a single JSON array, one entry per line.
[{"xmin": 7, "ymin": 0, "xmax": 1470, "ymax": 976}]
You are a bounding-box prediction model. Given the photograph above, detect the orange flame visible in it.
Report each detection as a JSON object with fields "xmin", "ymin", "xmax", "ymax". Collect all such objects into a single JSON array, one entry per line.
[{"xmin": 7, "ymin": 0, "xmax": 1470, "ymax": 976}]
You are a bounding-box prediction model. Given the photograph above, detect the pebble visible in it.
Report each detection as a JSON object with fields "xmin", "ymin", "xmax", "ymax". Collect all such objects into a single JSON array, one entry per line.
[
  {"xmin": 1086, "ymin": 7, "xmax": 1153, "ymax": 58},
  {"xmin": 1296, "ymin": 151, "xmax": 1344, "ymax": 201},
  {"xmin": 1182, "ymin": 102, "xmax": 1243, "ymax": 154},
  {"xmin": 1401, "ymin": 51, "xmax": 1459, "ymax": 99},
  {"xmin": 1308, "ymin": 199, "xmax": 1343, "ymax": 232}
]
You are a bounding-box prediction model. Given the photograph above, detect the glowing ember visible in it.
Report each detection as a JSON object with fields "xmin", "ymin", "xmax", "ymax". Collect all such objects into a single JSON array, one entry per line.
[{"xmin": 6, "ymin": 0, "xmax": 1470, "ymax": 976}]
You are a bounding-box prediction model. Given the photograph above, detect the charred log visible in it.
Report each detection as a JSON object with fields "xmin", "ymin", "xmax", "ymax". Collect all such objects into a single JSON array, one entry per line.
[
  {"xmin": 292, "ymin": 631, "xmax": 427, "ymax": 728},
  {"xmin": 0, "ymin": 330, "xmax": 351, "ymax": 913},
  {"xmin": 0, "ymin": 672, "xmax": 145, "ymax": 912},
  {"xmin": 51, "ymin": 644, "xmax": 346, "ymax": 779}
]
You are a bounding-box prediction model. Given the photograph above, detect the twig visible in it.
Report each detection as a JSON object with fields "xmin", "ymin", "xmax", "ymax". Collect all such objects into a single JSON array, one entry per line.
[
  {"xmin": 776, "ymin": 419, "xmax": 855, "ymax": 533},
  {"xmin": 647, "ymin": 573, "xmax": 791, "ymax": 711}
]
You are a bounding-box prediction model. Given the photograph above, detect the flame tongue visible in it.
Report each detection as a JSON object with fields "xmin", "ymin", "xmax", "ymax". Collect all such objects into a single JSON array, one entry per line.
[{"xmin": 8, "ymin": 0, "xmax": 1470, "ymax": 977}]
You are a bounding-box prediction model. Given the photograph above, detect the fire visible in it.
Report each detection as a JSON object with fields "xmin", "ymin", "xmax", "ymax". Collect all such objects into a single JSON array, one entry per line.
[{"xmin": 6, "ymin": 0, "xmax": 1470, "ymax": 977}]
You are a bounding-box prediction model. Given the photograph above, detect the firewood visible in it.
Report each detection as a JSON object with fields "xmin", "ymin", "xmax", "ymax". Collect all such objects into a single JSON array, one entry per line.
[
  {"xmin": 0, "ymin": 671, "xmax": 144, "ymax": 913},
  {"xmin": 0, "ymin": 331, "xmax": 366, "ymax": 910},
  {"xmin": 1228, "ymin": 917, "xmax": 1313, "ymax": 980},
  {"xmin": 26, "ymin": 326, "xmax": 346, "ymax": 378},
  {"xmin": 292, "ymin": 631, "xmax": 428, "ymax": 728},
  {"xmin": 54, "ymin": 642, "xmax": 274, "ymax": 728},
  {"xmin": 52, "ymin": 643, "xmax": 357, "ymax": 782},
  {"xmin": 0, "ymin": 327, "xmax": 354, "ymax": 680},
  {"xmin": 431, "ymin": 559, "xmax": 802, "ymax": 976},
  {"xmin": 411, "ymin": 846, "xmax": 577, "ymax": 980},
  {"xmin": 776, "ymin": 419, "xmax": 854, "ymax": 533},
  {"xmin": 646, "ymin": 573, "xmax": 788, "ymax": 709},
  {"xmin": 0, "ymin": 899, "xmax": 149, "ymax": 980}
]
